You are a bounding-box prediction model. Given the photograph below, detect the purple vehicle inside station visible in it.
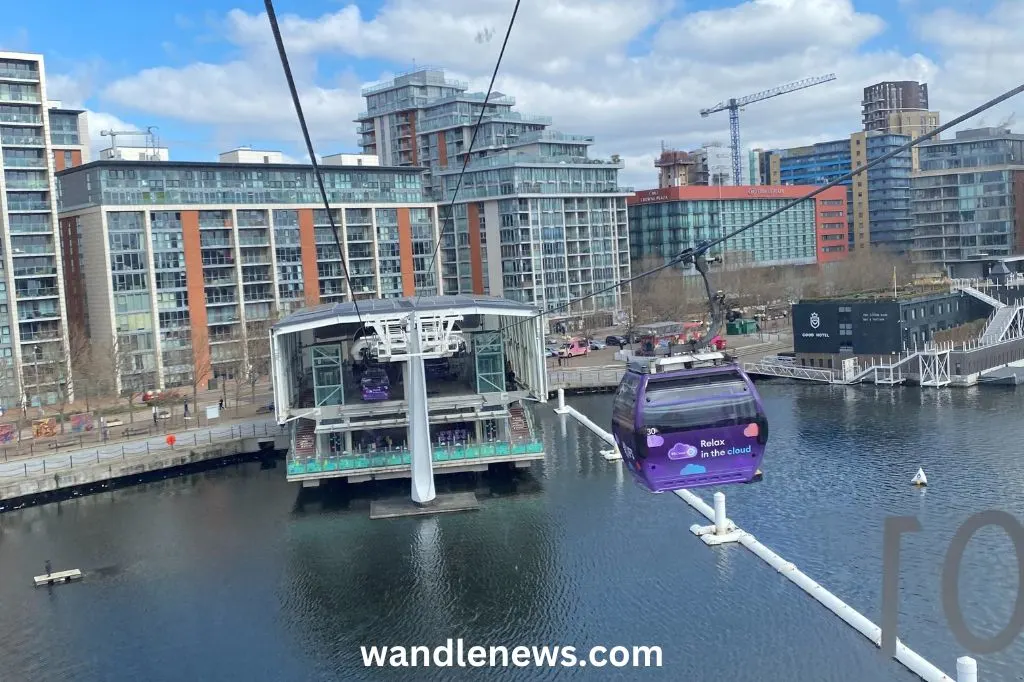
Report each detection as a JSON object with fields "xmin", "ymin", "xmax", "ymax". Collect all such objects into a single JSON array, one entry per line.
[
  {"xmin": 612, "ymin": 352, "xmax": 768, "ymax": 493},
  {"xmin": 360, "ymin": 367, "xmax": 392, "ymax": 402}
]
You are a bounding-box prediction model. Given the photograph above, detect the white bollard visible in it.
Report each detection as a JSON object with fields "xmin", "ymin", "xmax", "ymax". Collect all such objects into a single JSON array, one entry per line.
[
  {"xmin": 956, "ymin": 656, "xmax": 977, "ymax": 682},
  {"xmin": 557, "ymin": 388, "xmax": 565, "ymax": 411},
  {"xmin": 713, "ymin": 492, "xmax": 728, "ymax": 535}
]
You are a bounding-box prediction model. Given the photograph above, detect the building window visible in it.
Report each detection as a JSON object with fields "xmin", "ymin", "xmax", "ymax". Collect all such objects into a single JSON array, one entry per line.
[{"xmin": 839, "ymin": 323, "xmax": 852, "ymax": 336}]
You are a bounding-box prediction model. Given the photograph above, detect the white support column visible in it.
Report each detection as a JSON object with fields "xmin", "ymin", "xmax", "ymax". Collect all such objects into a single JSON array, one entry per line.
[
  {"xmin": 407, "ymin": 311, "xmax": 436, "ymax": 505},
  {"xmin": 689, "ymin": 491, "xmax": 742, "ymax": 546},
  {"xmin": 956, "ymin": 656, "xmax": 977, "ymax": 682},
  {"xmin": 555, "ymin": 387, "xmax": 567, "ymax": 412}
]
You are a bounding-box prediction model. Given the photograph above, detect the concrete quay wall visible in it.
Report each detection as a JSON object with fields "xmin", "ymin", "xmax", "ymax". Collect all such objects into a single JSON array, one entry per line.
[{"xmin": 0, "ymin": 435, "xmax": 288, "ymax": 504}]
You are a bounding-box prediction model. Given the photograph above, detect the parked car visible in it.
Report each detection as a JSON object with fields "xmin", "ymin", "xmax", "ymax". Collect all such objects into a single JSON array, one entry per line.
[{"xmin": 589, "ymin": 339, "xmax": 606, "ymax": 350}]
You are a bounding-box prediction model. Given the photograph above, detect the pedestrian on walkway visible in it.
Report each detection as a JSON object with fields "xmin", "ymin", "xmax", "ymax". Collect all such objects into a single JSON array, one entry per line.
[
  {"xmin": 183, "ymin": 400, "xmax": 190, "ymax": 418},
  {"xmin": 44, "ymin": 559, "xmax": 51, "ymax": 576},
  {"xmin": 152, "ymin": 406, "xmax": 158, "ymax": 425},
  {"xmin": 218, "ymin": 398, "xmax": 224, "ymax": 411}
]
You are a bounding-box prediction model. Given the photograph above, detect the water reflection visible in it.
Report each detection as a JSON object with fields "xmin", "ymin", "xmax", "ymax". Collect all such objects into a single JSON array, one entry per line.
[{"xmin": 0, "ymin": 383, "xmax": 1022, "ymax": 680}]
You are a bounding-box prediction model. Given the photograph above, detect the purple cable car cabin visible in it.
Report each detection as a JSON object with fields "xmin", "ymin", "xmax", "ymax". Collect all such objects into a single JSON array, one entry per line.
[
  {"xmin": 612, "ymin": 352, "xmax": 767, "ymax": 493},
  {"xmin": 360, "ymin": 368, "xmax": 391, "ymax": 401}
]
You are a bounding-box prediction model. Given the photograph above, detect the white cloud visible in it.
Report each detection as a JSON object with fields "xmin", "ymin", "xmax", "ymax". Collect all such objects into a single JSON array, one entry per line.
[{"xmin": 92, "ymin": 0, "xmax": 1024, "ymax": 189}]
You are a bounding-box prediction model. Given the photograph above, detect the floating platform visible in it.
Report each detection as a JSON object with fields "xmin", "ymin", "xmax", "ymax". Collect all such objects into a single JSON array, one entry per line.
[
  {"xmin": 979, "ymin": 366, "xmax": 1024, "ymax": 385},
  {"xmin": 369, "ymin": 492, "xmax": 480, "ymax": 520},
  {"xmin": 34, "ymin": 569, "xmax": 82, "ymax": 586}
]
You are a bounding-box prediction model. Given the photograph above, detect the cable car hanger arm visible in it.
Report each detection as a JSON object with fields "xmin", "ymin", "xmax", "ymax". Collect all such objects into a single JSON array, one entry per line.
[{"xmin": 673, "ymin": 240, "xmax": 727, "ymax": 353}]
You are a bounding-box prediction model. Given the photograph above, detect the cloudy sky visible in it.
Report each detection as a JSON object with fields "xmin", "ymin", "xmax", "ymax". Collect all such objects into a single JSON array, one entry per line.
[{"xmin": 2, "ymin": 0, "xmax": 1020, "ymax": 188}]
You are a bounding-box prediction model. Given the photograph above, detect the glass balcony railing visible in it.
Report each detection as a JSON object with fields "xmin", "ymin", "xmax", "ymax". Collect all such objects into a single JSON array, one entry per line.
[
  {"xmin": 0, "ymin": 68, "xmax": 40, "ymax": 81},
  {"xmin": 287, "ymin": 439, "xmax": 544, "ymax": 476},
  {"xmin": 5, "ymin": 181, "xmax": 48, "ymax": 190},
  {"xmin": 0, "ymin": 112, "xmax": 41, "ymax": 124},
  {"xmin": 15, "ymin": 287, "xmax": 59, "ymax": 298},
  {"xmin": 7, "ymin": 200, "xmax": 50, "ymax": 211},
  {"xmin": 1, "ymin": 157, "xmax": 46, "ymax": 168},
  {"xmin": 11, "ymin": 245, "xmax": 55, "ymax": 256},
  {"xmin": 0, "ymin": 135, "xmax": 44, "ymax": 146},
  {"xmin": 0, "ymin": 92, "xmax": 40, "ymax": 104}
]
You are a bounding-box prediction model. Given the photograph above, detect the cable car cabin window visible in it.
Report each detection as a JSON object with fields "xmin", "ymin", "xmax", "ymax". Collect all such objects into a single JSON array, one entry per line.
[
  {"xmin": 612, "ymin": 372, "xmax": 641, "ymax": 429},
  {"xmin": 642, "ymin": 375, "xmax": 758, "ymax": 433}
]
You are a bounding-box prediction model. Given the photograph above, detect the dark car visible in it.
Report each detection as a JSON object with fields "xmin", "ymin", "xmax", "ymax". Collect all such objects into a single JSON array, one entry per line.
[{"xmin": 605, "ymin": 335, "xmax": 627, "ymax": 346}]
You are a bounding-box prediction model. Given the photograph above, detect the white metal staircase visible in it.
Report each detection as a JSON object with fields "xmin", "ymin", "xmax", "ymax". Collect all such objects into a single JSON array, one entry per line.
[
  {"xmin": 979, "ymin": 303, "xmax": 1024, "ymax": 345},
  {"xmin": 950, "ymin": 280, "xmax": 1007, "ymax": 309}
]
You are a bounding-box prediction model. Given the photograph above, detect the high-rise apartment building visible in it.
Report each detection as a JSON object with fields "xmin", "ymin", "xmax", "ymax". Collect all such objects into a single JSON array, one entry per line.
[
  {"xmin": 47, "ymin": 102, "xmax": 89, "ymax": 171},
  {"xmin": 756, "ymin": 132, "xmax": 913, "ymax": 253},
  {"xmin": 627, "ymin": 185, "xmax": 849, "ymax": 269},
  {"xmin": 56, "ymin": 156, "xmax": 441, "ymax": 393},
  {"xmin": 355, "ymin": 68, "xmax": 631, "ymax": 328},
  {"xmin": 911, "ymin": 127, "xmax": 1024, "ymax": 268},
  {"xmin": 863, "ymin": 81, "xmax": 932, "ymax": 132},
  {"xmin": 862, "ymin": 80, "xmax": 940, "ymax": 171},
  {"xmin": 0, "ymin": 51, "xmax": 73, "ymax": 409}
]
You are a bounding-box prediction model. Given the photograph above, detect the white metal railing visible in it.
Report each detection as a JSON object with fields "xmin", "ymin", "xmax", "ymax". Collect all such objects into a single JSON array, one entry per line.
[
  {"xmin": 950, "ymin": 280, "xmax": 1007, "ymax": 309},
  {"xmin": 742, "ymin": 362, "xmax": 835, "ymax": 383}
]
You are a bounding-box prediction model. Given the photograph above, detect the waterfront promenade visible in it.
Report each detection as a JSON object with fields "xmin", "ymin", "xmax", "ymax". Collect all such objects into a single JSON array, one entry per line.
[
  {"xmin": 0, "ymin": 416, "xmax": 281, "ymax": 505},
  {"xmin": 549, "ymin": 333, "xmax": 792, "ymax": 393}
]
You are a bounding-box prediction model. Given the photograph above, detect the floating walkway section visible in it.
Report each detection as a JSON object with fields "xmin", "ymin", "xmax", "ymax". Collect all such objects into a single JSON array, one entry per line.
[
  {"xmin": 33, "ymin": 569, "xmax": 82, "ymax": 586},
  {"xmin": 556, "ymin": 405, "xmax": 979, "ymax": 682}
]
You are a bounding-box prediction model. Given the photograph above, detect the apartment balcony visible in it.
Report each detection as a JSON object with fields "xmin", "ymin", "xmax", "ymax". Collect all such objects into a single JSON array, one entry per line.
[
  {"xmin": 2, "ymin": 156, "xmax": 45, "ymax": 169},
  {"xmin": 0, "ymin": 112, "xmax": 42, "ymax": 125},
  {"xmin": 12, "ymin": 264, "xmax": 56, "ymax": 277},
  {"xmin": 7, "ymin": 200, "xmax": 50, "ymax": 212},
  {"xmin": 15, "ymin": 286, "xmax": 59, "ymax": 300},
  {"xmin": 4, "ymin": 180, "xmax": 48, "ymax": 190},
  {"xmin": 1, "ymin": 134, "xmax": 44, "ymax": 146},
  {"xmin": 0, "ymin": 92, "xmax": 40, "ymax": 104},
  {"xmin": 17, "ymin": 308, "xmax": 61, "ymax": 322},
  {"xmin": 0, "ymin": 65, "xmax": 40, "ymax": 81},
  {"xmin": 11, "ymin": 245, "xmax": 55, "ymax": 257}
]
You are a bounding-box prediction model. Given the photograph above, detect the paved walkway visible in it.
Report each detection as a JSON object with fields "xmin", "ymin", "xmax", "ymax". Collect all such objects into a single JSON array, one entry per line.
[
  {"xmin": 0, "ymin": 416, "xmax": 280, "ymax": 480},
  {"xmin": 0, "ymin": 386, "xmax": 274, "ymax": 460}
]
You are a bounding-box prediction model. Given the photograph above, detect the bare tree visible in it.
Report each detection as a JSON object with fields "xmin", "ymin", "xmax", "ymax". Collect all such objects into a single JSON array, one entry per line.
[
  {"xmin": 820, "ymin": 247, "xmax": 914, "ymax": 297},
  {"xmin": 50, "ymin": 344, "xmax": 73, "ymax": 435},
  {"xmin": 630, "ymin": 257, "xmax": 702, "ymax": 324},
  {"xmin": 66, "ymin": 322, "xmax": 95, "ymax": 412},
  {"xmin": 186, "ymin": 334, "xmax": 212, "ymax": 425},
  {"xmin": 245, "ymin": 308, "xmax": 279, "ymax": 404},
  {"xmin": 106, "ymin": 338, "xmax": 142, "ymax": 424}
]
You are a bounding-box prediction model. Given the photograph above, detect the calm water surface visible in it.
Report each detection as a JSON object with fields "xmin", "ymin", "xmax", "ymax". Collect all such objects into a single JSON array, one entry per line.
[{"xmin": 1, "ymin": 382, "xmax": 1023, "ymax": 681}]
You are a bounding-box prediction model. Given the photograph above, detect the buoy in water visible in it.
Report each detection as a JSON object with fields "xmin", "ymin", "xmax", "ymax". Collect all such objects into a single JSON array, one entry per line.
[{"xmin": 911, "ymin": 468, "xmax": 927, "ymax": 487}]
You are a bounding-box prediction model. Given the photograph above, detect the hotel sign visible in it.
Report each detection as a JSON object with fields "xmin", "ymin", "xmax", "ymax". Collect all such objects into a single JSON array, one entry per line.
[
  {"xmin": 747, "ymin": 187, "xmax": 786, "ymax": 196},
  {"xmin": 636, "ymin": 191, "xmax": 673, "ymax": 204}
]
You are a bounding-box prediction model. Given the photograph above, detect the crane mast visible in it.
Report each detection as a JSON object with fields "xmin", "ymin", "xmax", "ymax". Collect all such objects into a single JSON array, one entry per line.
[{"xmin": 700, "ymin": 73, "xmax": 837, "ymax": 185}]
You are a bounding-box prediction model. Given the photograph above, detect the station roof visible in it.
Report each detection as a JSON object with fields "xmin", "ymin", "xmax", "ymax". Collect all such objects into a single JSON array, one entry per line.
[{"xmin": 273, "ymin": 295, "xmax": 540, "ymax": 333}]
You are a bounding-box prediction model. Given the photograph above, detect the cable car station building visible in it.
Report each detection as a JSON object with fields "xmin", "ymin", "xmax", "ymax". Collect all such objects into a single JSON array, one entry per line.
[{"xmin": 270, "ymin": 295, "xmax": 548, "ymax": 499}]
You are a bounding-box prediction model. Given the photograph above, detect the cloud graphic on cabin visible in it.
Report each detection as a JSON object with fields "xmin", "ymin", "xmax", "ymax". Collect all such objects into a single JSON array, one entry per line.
[
  {"xmin": 646, "ymin": 434, "xmax": 664, "ymax": 447},
  {"xmin": 680, "ymin": 463, "xmax": 707, "ymax": 476},
  {"xmin": 667, "ymin": 443, "xmax": 698, "ymax": 460}
]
